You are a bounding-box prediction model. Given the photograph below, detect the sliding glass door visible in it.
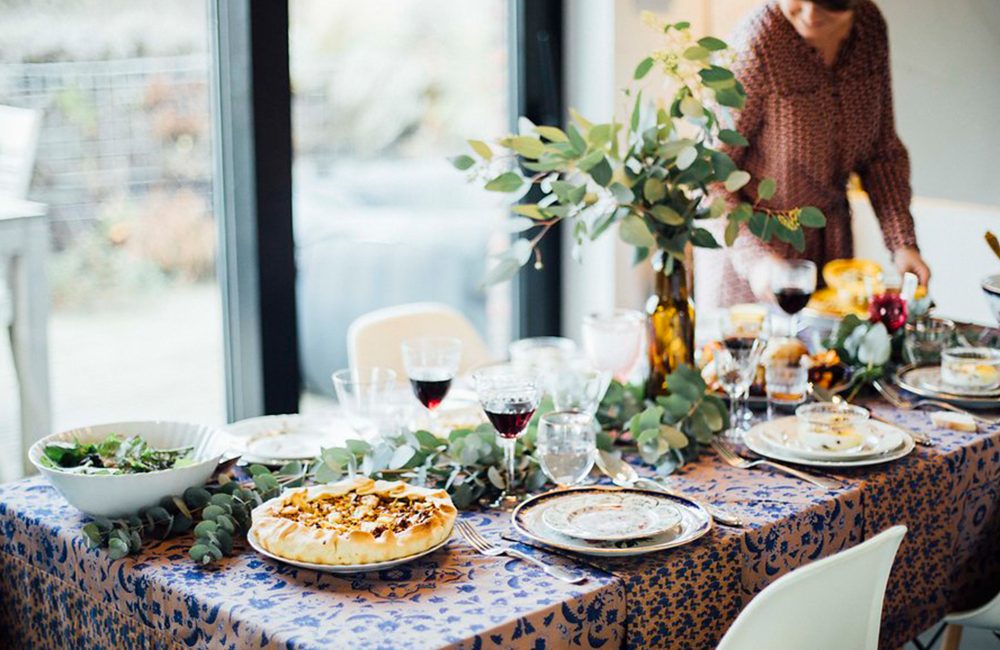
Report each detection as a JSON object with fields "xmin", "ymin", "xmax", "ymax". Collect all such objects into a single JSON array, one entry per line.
[{"xmin": 289, "ymin": 0, "xmax": 515, "ymax": 408}]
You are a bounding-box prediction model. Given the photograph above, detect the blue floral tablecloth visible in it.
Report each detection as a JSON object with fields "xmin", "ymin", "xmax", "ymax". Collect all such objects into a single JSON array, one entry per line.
[{"xmin": 2, "ymin": 402, "xmax": 999, "ymax": 649}]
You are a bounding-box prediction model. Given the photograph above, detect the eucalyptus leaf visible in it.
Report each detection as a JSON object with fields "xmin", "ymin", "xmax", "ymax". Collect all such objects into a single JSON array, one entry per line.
[
  {"xmin": 619, "ymin": 215, "xmax": 656, "ymax": 248},
  {"xmin": 758, "ymin": 177, "xmax": 777, "ymax": 201},
  {"xmin": 799, "ymin": 206, "xmax": 827, "ymax": 227},
  {"xmin": 449, "ymin": 155, "xmax": 475, "ymax": 171},
  {"xmin": 725, "ymin": 170, "xmax": 751, "ymax": 192},
  {"xmin": 535, "ymin": 126, "xmax": 568, "ymax": 142},
  {"xmin": 634, "ymin": 56, "xmax": 654, "ymax": 80},
  {"xmin": 468, "ymin": 139, "xmax": 493, "ymax": 160},
  {"xmin": 718, "ymin": 129, "xmax": 748, "ymax": 147},
  {"xmin": 485, "ymin": 172, "xmax": 524, "ymax": 193}
]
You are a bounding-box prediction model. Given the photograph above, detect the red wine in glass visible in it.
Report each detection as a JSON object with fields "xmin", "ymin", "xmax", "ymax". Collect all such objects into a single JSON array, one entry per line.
[
  {"xmin": 409, "ymin": 377, "xmax": 452, "ymax": 410},
  {"xmin": 774, "ymin": 287, "xmax": 812, "ymax": 314},
  {"xmin": 723, "ymin": 336, "xmax": 756, "ymax": 351},
  {"xmin": 484, "ymin": 401, "xmax": 537, "ymax": 439}
]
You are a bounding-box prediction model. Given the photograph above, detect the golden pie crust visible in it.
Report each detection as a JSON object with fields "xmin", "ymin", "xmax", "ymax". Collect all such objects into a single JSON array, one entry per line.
[{"xmin": 249, "ymin": 477, "xmax": 456, "ymax": 565}]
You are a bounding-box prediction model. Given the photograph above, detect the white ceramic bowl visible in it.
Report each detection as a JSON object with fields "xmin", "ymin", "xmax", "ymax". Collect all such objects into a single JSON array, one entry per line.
[
  {"xmin": 982, "ymin": 274, "xmax": 1000, "ymax": 326},
  {"xmin": 29, "ymin": 420, "xmax": 227, "ymax": 517}
]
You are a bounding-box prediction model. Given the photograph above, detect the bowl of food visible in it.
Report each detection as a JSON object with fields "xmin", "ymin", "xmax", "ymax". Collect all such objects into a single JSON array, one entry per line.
[
  {"xmin": 941, "ymin": 347, "xmax": 1000, "ymax": 391},
  {"xmin": 982, "ymin": 274, "xmax": 1000, "ymax": 326},
  {"xmin": 29, "ymin": 420, "xmax": 227, "ymax": 517},
  {"xmin": 795, "ymin": 402, "xmax": 870, "ymax": 451}
]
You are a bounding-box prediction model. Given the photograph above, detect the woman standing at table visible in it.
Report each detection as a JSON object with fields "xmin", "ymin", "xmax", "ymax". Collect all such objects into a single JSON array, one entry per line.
[{"xmin": 695, "ymin": 0, "xmax": 932, "ymax": 309}]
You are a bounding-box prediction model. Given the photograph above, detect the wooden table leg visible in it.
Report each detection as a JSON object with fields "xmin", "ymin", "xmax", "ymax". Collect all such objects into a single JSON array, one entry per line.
[
  {"xmin": 940, "ymin": 624, "xmax": 963, "ymax": 650},
  {"xmin": 9, "ymin": 217, "xmax": 51, "ymax": 474}
]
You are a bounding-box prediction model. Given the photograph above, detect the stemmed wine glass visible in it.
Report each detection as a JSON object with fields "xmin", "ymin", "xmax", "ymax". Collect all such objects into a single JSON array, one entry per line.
[
  {"xmin": 719, "ymin": 309, "xmax": 769, "ymax": 426},
  {"xmin": 473, "ymin": 365, "xmax": 542, "ymax": 510},
  {"xmin": 714, "ymin": 339, "xmax": 765, "ymax": 441},
  {"xmin": 770, "ymin": 260, "xmax": 817, "ymax": 337},
  {"xmin": 331, "ymin": 368, "xmax": 399, "ymax": 440},
  {"xmin": 401, "ymin": 337, "xmax": 462, "ymax": 431},
  {"xmin": 581, "ymin": 309, "xmax": 644, "ymax": 382}
]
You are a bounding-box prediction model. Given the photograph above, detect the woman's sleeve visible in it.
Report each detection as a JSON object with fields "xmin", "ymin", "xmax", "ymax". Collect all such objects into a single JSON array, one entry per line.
[
  {"xmin": 719, "ymin": 40, "xmax": 773, "ymax": 280},
  {"xmin": 856, "ymin": 20, "xmax": 919, "ymax": 253}
]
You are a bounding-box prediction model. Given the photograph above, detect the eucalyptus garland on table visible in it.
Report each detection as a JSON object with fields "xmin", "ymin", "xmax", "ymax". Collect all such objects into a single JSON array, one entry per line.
[{"xmin": 82, "ymin": 365, "xmax": 726, "ymax": 564}]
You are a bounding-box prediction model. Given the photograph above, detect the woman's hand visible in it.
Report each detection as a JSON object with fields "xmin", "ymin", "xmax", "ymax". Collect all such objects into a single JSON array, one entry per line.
[
  {"xmin": 893, "ymin": 247, "xmax": 931, "ymax": 286},
  {"xmin": 748, "ymin": 255, "xmax": 785, "ymax": 303}
]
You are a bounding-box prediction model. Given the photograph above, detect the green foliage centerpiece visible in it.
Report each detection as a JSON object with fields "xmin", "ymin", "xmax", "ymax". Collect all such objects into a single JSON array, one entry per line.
[{"xmin": 453, "ymin": 14, "xmax": 826, "ymax": 395}]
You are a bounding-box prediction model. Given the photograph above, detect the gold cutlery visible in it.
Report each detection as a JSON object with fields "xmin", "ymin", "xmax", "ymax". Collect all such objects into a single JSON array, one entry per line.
[
  {"xmin": 710, "ymin": 439, "xmax": 841, "ymax": 490},
  {"xmin": 986, "ymin": 231, "xmax": 1000, "ymax": 262},
  {"xmin": 873, "ymin": 380, "xmax": 999, "ymax": 427},
  {"xmin": 455, "ymin": 520, "xmax": 586, "ymax": 584}
]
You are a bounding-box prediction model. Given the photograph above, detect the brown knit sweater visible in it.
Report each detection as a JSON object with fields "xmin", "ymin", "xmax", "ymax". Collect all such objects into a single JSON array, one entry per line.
[{"xmin": 694, "ymin": 0, "xmax": 918, "ymax": 309}]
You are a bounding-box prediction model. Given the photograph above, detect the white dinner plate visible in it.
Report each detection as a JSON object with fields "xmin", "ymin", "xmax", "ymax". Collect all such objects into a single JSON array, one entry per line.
[
  {"xmin": 905, "ymin": 365, "xmax": 1000, "ymax": 398},
  {"xmin": 540, "ymin": 491, "xmax": 682, "ymax": 542},
  {"xmin": 223, "ymin": 414, "xmax": 355, "ymax": 465},
  {"xmin": 894, "ymin": 365, "xmax": 1000, "ymax": 410},
  {"xmin": 512, "ymin": 486, "xmax": 711, "ymax": 557},
  {"xmin": 758, "ymin": 418, "xmax": 903, "ymax": 461},
  {"xmin": 246, "ymin": 528, "xmax": 451, "ymax": 573},
  {"xmin": 745, "ymin": 417, "xmax": 914, "ymax": 468}
]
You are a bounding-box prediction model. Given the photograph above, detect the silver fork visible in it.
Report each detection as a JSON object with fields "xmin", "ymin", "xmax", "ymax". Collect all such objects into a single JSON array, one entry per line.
[
  {"xmin": 455, "ymin": 520, "xmax": 586, "ymax": 584},
  {"xmin": 710, "ymin": 439, "xmax": 841, "ymax": 490},
  {"xmin": 873, "ymin": 380, "xmax": 999, "ymax": 427}
]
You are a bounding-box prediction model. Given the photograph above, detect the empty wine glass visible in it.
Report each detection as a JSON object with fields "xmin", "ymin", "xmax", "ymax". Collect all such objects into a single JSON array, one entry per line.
[
  {"xmin": 719, "ymin": 310, "xmax": 768, "ymax": 426},
  {"xmin": 548, "ymin": 362, "xmax": 611, "ymax": 416},
  {"xmin": 581, "ymin": 309, "xmax": 644, "ymax": 382},
  {"xmin": 402, "ymin": 337, "xmax": 462, "ymax": 430},
  {"xmin": 331, "ymin": 368, "xmax": 398, "ymax": 440},
  {"xmin": 473, "ymin": 364, "xmax": 542, "ymax": 510},
  {"xmin": 537, "ymin": 411, "xmax": 596, "ymax": 487},
  {"xmin": 714, "ymin": 340, "xmax": 765, "ymax": 440},
  {"xmin": 770, "ymin": 260, "xmax": 817, "ymax": 337},
  {"xmin": 509, "ymin": 336, "xmax": 577, "ymax": 397}
]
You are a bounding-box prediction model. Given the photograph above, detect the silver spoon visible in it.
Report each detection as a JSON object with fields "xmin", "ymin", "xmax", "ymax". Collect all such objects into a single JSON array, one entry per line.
[{"xmin": 595, "ymin": 450, "xmax": 744, "ymax": 527}]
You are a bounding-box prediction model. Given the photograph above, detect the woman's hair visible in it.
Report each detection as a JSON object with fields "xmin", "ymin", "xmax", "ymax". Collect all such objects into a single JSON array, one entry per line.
[{"xmin": 811, "ymin": 0, "xmax": 858, "ymax": 11}]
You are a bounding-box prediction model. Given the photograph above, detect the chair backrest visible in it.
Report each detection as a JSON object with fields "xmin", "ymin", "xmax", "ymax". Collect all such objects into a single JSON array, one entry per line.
[
  {"xmin": 0, "ymin": 105, "xmax": 41, "ymax": 199},
  {"xmin": 716, "ymin": 525, "xmax": 906, "ymax": 650},
  {"xmin": 347, "ymin": 302, "xmax": 495, "ymax": 379}
]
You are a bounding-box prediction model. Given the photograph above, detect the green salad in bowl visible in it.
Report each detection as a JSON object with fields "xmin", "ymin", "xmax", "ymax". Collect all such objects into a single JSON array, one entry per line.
[
  {"xmin": 30, "ymin": 420, "xmax": 226, "ymax": 516},
  {"xmin": 39, "ymin": 434, "xmax": 195, "ymax": 475}
]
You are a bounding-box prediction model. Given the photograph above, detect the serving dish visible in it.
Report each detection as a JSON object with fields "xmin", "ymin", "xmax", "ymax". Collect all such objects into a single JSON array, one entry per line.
[{"xmin": 29, "ymin": 420, "xmax": 226, "ymax": 517}]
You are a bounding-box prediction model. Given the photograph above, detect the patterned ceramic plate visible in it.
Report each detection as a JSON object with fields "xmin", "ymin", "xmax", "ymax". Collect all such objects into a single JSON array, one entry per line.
[
  {"xmin": 246, "ymin": 527, "xmax": 451, "ymax": 573},
  {"xmin": 512, "ymin": 486, "xmax": 712, "ymax": 557},
  {"xmin": 223, "ymin": 414, "xmax": 355, "ymax": 465},
  {"xmin": 540, "ymin": 491, "xmax": 682, "ymax": 542},
  {"xmin": 896, "ymin": 365, "xmax": 1000, "ymax": 400},
  {"xmin": 745, "ymin": 417, "xmax": 914, "ymax": 468},
  {"xmin": 758, "ymin": 417, "xmax": 903, "ymax": 461}
]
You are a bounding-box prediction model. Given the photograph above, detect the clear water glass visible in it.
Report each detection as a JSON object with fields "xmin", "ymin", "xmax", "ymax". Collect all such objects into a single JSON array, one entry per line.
[
  {"xmin": 331, "ymin": 368, "xmax": 398, "ymax": 439},
  {"xmin": 903, "ymin": 318, "xmax": 955, "ymax": 365},
  {"xmin": 581, "ymin": 309, "xmax": 645, "ymax": 382},
  {"xmin": 764, "ymin": 359, "xmax": 809, "ymax": 418},
  {"xmin": 537, "ymin": 411, "xmax": 596, "ymax": 487}
]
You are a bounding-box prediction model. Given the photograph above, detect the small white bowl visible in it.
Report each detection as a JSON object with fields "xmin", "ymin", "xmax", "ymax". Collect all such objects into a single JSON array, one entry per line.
[{"xmin": 29, "ymin": 420, "xmax": 227, "ymax": 517}]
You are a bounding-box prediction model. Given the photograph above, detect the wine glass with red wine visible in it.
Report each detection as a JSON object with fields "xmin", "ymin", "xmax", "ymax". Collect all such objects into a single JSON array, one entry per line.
[
  {"xmin": 473, "ymin": 365, "xmax": 542, "ymax": 510},
  {"xmin": 402, "ymin": 337, "xmax": 462, "ymax": 430},
  {"xmin": 770, "ymin": 260, "xmax": 817, "ymax": 337}
]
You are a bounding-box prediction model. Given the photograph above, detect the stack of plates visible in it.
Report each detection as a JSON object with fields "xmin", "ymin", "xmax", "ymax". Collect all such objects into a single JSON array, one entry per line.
[
  {"xmin": 222, "ymin": 414, "xmax": 356, "ymax": 465},
  {"xmin": 894, "ymin": 365, "xmax": 1000, "ymax": 410},
  {"xmin": 744, "ymin": 416, "xmax": 914, "ymax": 468},
  {"xmin": 512, "ymin": 486, "xmax": 712, "ymax": 557}
]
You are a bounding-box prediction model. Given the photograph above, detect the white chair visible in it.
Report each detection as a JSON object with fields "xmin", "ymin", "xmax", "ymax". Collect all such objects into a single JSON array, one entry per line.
[
  {"xmin": 717, "ymin": 525, "xmax": 907, "ymax": 650},
  {"xmin": 939, "ymin": 589, "xmax": 1000, "ymax": 650},
  {"xmin": 346, "ymin": 302, "xmax": 495, "ymax": 378}
]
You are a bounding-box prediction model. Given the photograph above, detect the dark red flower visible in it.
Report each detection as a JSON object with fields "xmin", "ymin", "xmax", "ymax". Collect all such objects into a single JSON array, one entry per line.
[{"xmin": 869, "ymin": 292, "xmax": 908, "ymax": 333}]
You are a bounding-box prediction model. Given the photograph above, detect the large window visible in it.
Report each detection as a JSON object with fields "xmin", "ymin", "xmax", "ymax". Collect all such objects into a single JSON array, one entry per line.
[
  {"xmin": 289, "ymin": 0, "xmax": 514, "ymax": 407},
  {"xmin": 0, "ymin": 0, "xmax": 224, "ymax": 479}
]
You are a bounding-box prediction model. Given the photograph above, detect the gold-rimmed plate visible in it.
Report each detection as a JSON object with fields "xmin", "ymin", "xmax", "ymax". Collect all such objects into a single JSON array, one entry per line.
[
  {"xmin": 894, "ymin": 364, "xmax": 1000, "ymax": 410},
  {"xmin": 512, "ymin": 486, "xmax": 711, "ymax": 557}
]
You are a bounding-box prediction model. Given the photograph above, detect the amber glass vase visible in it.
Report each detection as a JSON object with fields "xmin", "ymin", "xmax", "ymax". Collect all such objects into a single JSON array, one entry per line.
[{"xmin": 645, "ymin": 250, "xmax": 695, "ymax": 399}]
